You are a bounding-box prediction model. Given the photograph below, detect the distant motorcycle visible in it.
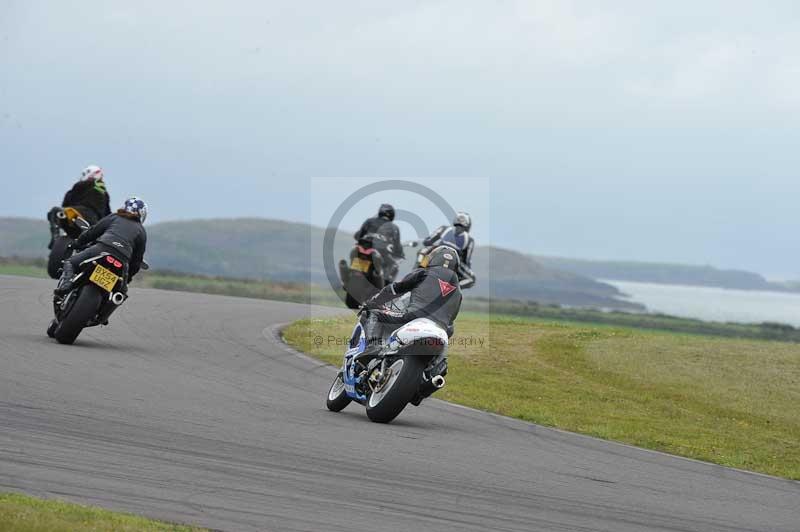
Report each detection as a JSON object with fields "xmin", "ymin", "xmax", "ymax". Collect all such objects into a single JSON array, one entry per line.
[
  {"xmin": 46, "ymin": 207, "xmax": 91, "ymax": 279},
  {"xmin": 338, "ymin": 233, "xmax": 404, "ymax": 309},
  {"xmin": 325, "ymin": 296, "xmax": 449, "ymax": 423},
  {"xmin": 47, "ymin": 250, "xmax": 148, "ymax": 344}
]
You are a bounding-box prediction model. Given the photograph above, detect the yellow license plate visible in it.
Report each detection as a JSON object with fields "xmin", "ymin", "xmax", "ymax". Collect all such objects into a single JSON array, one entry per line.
[
  {"xmin": 350, "ymin": 257, "xmax": 372, "ymax": 273},
  {"xmin": 89, "ymin": 264, "xmax": 119, "ymax": 292}
]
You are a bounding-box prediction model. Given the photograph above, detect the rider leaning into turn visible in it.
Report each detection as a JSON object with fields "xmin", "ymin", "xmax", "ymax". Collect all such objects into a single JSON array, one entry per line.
[
  {"xmin": 55, "ymin": 197, "xmax": 148, "ymax": 295},
  {"xmin": 48, "ymin": 165, "xmax": 112, "ymax": 247},
  {"xmin": 55, "ymin": 165, "xmax": 112, "ymax": 223},
  {"xmin": 423, "ymin": 211, "xmax": 474, "ymax": 268},
  {"xmin": 420, "ymin": 211, "xmax": 476, "ymax": 288},
  {"xmin": 363, "ymin": 245, "xmax": 463, "ymax": 338}
]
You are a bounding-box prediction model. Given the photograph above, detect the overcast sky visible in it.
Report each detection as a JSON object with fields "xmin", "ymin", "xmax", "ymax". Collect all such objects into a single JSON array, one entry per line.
[{"xmin": 2, "ymin": 1, "xmax": 799, "ymax": 277}]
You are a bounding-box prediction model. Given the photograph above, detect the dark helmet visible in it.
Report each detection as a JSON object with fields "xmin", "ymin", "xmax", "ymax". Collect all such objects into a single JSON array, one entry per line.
[
  {"xmin": 378, "ymin": 203, "xmax": 395, "ymax": 221},
  {"xmin": 453, "ymin": 211, "xmax": 471, "ymax": 232},
  {"xmin": 422, "ymin": 245, "xmax": 460, "ymax": 272}
]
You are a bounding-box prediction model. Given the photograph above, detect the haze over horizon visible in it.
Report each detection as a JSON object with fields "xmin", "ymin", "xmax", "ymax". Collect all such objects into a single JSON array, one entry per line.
[{"xmin": 3, "ymin": 1, "xmax": 799, "ymax": 277}]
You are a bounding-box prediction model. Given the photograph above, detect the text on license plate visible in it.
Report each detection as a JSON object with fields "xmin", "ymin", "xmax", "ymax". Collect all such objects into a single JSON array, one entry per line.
[
  {"xmin": 89, "ymin": 264, "xmax": 119, "ymax": 292},
  {"xmin": 350, "ymin": 257, "xmax": 372, "ymax": 273}
]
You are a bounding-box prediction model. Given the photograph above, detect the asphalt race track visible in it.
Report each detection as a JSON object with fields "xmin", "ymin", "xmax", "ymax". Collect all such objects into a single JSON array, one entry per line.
[{"xmin": 0, "ymin": 275, "xmax": 798, "ymax": 531}]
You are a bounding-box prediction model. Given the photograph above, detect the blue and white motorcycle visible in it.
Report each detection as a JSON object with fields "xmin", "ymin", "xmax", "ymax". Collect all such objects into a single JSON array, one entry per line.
[{"xmin": 326, "ymin": 299, "xmax": 449, "ymax": 423}]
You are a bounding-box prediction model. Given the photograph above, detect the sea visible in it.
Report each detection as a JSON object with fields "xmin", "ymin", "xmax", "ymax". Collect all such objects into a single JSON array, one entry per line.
[{"xmin": 603, "ymin": 280, "xmax": 800, "ymax": 327}]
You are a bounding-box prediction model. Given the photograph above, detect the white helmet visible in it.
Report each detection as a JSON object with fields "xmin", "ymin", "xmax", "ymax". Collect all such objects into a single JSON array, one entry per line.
[
  {"xmin": 80, "ymin": 165, "xmax": 104, "ymax": 182},
  {"xmin": 122, "ymin": 197, "xmax": 148, "ymax": 223},
  {"xmin": 453, "ymin": 211, "xmax": 471, "ymax": 232}
]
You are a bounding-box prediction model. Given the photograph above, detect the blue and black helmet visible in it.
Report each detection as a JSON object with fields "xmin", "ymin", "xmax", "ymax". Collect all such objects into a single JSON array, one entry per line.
[{"xmin": 122, "ymin": 197, "xmax": 148, "ymax": 224}]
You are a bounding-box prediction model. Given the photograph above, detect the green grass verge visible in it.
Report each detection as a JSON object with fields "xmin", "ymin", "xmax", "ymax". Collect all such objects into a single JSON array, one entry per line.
[
  {"xmin": 0, "ymin": 259, "xmax": 339, "ymax": 306},
  {"xmin": 0, "ymin": 259, "xmax": 48, "ymax": 279},
  {"xmin": 0, "ymin": 493, "xmax": 205, "ymax": 532},
  {"xmin": 283, "ymin": 313, "xmax": 800, "ymax": 480},
  {"xmin": 5, "ymin": 257, "xmax": 800, "ymax": 342}
]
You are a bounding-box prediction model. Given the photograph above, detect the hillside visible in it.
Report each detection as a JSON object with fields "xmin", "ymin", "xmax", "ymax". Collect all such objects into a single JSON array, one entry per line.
[
  {"xmin": 0, "ymin": 218, "xmax": 49, "ymax": 258},
  {"xmin": 535, "ymin": 256, "xmax": 792, "ymax": 291},
  {"xmin": 0, "ymin": 216, "xmax": 639, "ymax": 310},
  {"xmin": 470, "ymin": 247, "xmax": 633, "ymax": 308}
]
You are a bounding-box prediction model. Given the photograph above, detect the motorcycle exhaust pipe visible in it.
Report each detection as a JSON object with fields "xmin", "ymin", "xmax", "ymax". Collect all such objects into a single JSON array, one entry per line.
[
  {"xmin": 418, "ymin": 374, "xmax": 446, "ymax": 399},
  {"xmin": 110, "ymin": 292, "xmax": 126, "ymax": 305}
]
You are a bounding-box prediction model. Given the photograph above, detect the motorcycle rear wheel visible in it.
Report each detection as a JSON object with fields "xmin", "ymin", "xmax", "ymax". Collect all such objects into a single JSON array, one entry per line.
[
  {"xmin": 365, "ymin": 355, "xmax": 424, "ymax": 423},
  {"xmin": 54, "ymin": 285, "xmax": 103, "ymax": 345}
]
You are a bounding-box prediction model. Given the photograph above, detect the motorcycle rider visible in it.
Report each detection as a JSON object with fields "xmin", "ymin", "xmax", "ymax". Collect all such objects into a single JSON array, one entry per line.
[
  {"xmin": 47, "ymin": 165, "xmax": 112, "ymax": 248},
  {"xmin": 353, "ymin": 203, "xmax": 405, "ymax": 283},
  {"xmin": 363, "ymin": 245, "xmax": 463, "ymax": 338},
  {"xmin": 418, "ymin": 211, "xmax": 476, "ymax": 288},
  {"xmin": 54, "ymin": 197, "xmax": 148, "ymax": 295}
]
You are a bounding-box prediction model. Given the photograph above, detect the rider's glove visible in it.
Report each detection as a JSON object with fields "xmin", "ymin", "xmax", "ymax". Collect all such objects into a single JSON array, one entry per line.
[{"xmin": 363, "ymin": 293, "xmax": 383, "ymax": 310}]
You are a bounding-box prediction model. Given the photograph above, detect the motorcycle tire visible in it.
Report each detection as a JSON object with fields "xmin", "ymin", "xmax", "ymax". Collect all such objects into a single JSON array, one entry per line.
[
  {"xmin": 326, "ymin": 372, "xmax": 352, "ymax": 412},
  {"xmin": 47, "ymin": 236, "xmax": 72, "ymax": 279},
  {"xmin": 365, "ymin": 355, "xmax": 424, "ymax": 423},
  {"xmin": 46, "ymin": 319, "xmax": 58, "ymax": 338},
  {"xmin": 54, "ymin": 285, "xmax": 102, "ymax": 345}
]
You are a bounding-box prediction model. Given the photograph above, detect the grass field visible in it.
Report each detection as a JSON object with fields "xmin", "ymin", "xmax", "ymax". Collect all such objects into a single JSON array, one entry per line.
[
  {"xmin": 283, "ymin": 313, "xmax": 800, "ymax": 480},
  {"xmin": 0, "ymin": 493, "xmax": 205, "ymax": 532}
]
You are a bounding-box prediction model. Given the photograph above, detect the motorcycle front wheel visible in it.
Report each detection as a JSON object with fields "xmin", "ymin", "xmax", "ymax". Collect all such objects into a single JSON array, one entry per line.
[
  {"xmin": 326, "ymin": 372, "xmax": 351, "ymax": 412},
  {"xmin": 46, "ymin": 319, "xmax": 58, "ymax": 338}
]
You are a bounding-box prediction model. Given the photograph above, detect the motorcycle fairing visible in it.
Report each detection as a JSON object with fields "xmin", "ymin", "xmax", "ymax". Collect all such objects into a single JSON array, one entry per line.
[{"xmin": 343, "ymin": 322, "xmax": 369, "ymax": 401}]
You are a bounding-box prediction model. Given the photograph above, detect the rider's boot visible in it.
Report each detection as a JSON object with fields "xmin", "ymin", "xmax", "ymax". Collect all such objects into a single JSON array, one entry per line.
[{"xmin": 54, "ymin": 261, "xmax": 75, "ymax": 295}]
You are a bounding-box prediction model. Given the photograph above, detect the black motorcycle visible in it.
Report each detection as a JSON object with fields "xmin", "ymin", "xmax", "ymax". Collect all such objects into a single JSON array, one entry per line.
[
  {"xmin": 338, "ymin": 233, "xmax": 408, "ymax": 309},
  {"xmin": 46, "ymin": 207, "xmax": 91, "ymax": 279},
  {"xmin": 47, "ymin": 250, "xmax": 146, "ymax": 344},
  {"xmin": 339, "ymin": 234, "xmax": 385, "ymax": 309}
]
